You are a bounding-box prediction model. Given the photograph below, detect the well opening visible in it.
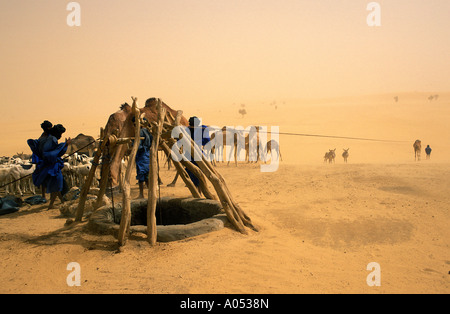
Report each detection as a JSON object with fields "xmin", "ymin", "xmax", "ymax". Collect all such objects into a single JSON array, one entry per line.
[
  {"xmin": 113, "ymin": 197, "xmax": 223, "ymax": 226},
  {"xmin": 88, "ymin": 196, "xmax": 228, "ymax": 242}
]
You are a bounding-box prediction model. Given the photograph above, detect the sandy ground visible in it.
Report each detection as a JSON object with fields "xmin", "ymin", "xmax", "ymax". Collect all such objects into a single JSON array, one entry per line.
[
  {"xmin": 1, "ymin": 94, "xmax": 449, "ymax": 294},
  {"xmin": 0, "ymin": 161, "xmax": 449, "ymax": 294}
]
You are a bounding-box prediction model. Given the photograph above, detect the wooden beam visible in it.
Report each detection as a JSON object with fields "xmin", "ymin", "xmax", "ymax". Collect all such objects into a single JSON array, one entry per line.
[
  {"xmin": 75, "ymin": 132, "xmax": 109, "ymax": 222},
  {"xmin": 93, "ymin": 144, "xmax": 117, "ymax": 211},
  {"xmin": 160, "ymin": 141, "xmax": 202, "ymax": 198},
  {"xmin": 117, "ymin": 97, "xmax": 141, "ymax": 247},
  {"xmin": 115, "ymin": 137, "xmax": 145, "ymax": 144},
  {"xmin": 175, "ymin": 110, "xmax": 183, "ymax": 126},
  {"xmin": 180, "ymin": 159, "xmax": 217, "ymax": 200},
  {"xmin": 177, "ymin": 127, "xmax": 257, "ymax": 234},
  {"xmin": 147, "ymin": 99, "xmax": 166, "ymax": 246}
]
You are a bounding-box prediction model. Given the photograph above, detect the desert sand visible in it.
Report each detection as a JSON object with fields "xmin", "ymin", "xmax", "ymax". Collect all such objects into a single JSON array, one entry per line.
[{"xmin": 0, "ymin": 93, "xmax": 449, "ymax": 294}]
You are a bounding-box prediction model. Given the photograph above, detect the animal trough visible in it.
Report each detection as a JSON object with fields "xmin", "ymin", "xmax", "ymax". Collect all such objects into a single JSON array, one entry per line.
[{"xmin": 88, "ymin": 197, "xmax": 228, "ymax": 242}]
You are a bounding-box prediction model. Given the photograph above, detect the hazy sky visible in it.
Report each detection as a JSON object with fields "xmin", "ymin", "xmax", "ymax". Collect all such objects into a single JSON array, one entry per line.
[{"xmin": 0, "ymin": 0, "xmax": 449, "ymax": 154}]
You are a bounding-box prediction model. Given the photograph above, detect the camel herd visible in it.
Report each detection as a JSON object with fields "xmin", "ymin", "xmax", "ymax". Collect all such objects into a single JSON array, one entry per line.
[
  {"xmin": 99, "ymin": 99, "xmax": 284, "ymax": 188},
  {"xmin": 0, "ymin": 96, "xmax": 430, "ymax": 197},
  {"xmin": 208, "ymin": 127, "xmax": 282, "ymax": 167},
  {"xmin": 2, "ymin": 100, "xmax": 283, "ymax": 196}
]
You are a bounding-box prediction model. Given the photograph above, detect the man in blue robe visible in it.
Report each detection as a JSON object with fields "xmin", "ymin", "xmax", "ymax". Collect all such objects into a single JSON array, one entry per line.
[
  {"xmin": 425, "ymin": 145, "xmax": 432, "ymax": 160},
  {"xmin": 28, "ymin": 124, "xmax": 71, "ymax": 209},
  {"xmin": 135, "ymin": 125, "xmax": 153, "ymax": 199},
  {"xmin": 29, "ymin": 120, "xmax": 53, "ymax": 198},
  {"xmin": 185, "ymin": 116, "xmax": 211, "ymax": 192}
]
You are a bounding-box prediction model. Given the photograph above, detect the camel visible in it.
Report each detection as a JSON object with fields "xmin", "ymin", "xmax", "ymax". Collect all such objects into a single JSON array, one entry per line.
[
  {"xmin": 244, "ymin": 126, "xmax": 262, "ymax": 163},
  {"xmin": 102, "ymin": 98, "xmax": 189, "ymax": 188},
  {"xmin": 210, "ymin": 127, "xmax": 245, "ymax": 166},
  {"xmin": 203, "ymin": 126, "xmax": 263, "ymax": 166},
  {"xmin": 342, "ymin": 148, "xmax": 349, "ymax": 163},
  {"xmin": 263, "ymin": 139, "xmax": 282, "ymax": 163},
  {"xmin": 413, "ymin": 140, "xmax": 422, "ymax": 161},
  {"xmin": 66, "ymin": 133, "xmax": 98, "ymax": 157}
]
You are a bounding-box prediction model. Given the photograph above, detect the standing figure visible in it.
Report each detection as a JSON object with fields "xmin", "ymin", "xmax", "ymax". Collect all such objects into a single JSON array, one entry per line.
[
  {"xmin": 135, "ymin": 120, "xmax": 153, "ymax": 199},
  {"xmin": 186, "ymin": 116, "xmax": 211, "ymax": 195},
  {"xmin": 30, "ymin": 120, "xmax": 53, "ymax": 199},
  {"xmin": 28, "ymin": 124, "xmax": 71, "ymax": 209},
  {"xmin": 425, "ymin": 145, "xmax": 432, "ymax": 160}
]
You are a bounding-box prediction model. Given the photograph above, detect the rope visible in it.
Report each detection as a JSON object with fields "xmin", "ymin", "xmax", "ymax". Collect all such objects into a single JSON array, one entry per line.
[
  {"xmin": 273, "ymin": 131, "xmax": 407, "ymax": 143},
  {"xmin": 65, "ymin": 137, "xmax": 101, "ymax": 159},
  {"xmin": 157, "ymin": 148, "xmax": 162, "ymax": 225},
  {"xmin": 203, "ymin": 125, "xmax": 407, "ymax": 143},
  {"xmin": 1, "ymin": 125, "xmax": 407, "ymax": 191}
]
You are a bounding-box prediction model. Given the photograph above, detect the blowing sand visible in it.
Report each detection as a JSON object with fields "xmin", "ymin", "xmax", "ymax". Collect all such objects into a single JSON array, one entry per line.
[{"xmin": 0, "ymin": 94, "xmax": 449, "ymax": 294}]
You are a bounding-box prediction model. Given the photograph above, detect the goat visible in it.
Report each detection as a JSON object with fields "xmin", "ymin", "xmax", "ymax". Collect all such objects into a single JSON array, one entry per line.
[
  {"xmin": 9, "ymin": 164, "xmax": 36, "ymax": 196},
  {"xmin": 0, "ymin": 166, "xmax": 12, "ymax": 195}
]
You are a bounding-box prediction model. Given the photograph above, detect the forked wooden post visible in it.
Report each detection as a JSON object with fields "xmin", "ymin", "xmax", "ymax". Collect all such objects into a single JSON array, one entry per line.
[
  {"xmin": 75, "ymin": 132, "xmax": 109, "ymax": 222},
  {"xmin": 93, "ymin": 136, "xmax": 119, "ymax": 211},
  {"xmin": 160, "ymin": 142, "xmax": 201, "ymax": 198},
  {"xmin": 117, "ymin": 97, "xmax": 140, "ymax": 246},
  {"xmin": 147, "ymin": 98, "xmax": 166, "ymax": 245},
  {"xmin": 180, "ymin": 159, "xmax": 217, "ymax": 200},
  {"xmin": 175, "ymin": 110, "xmax": 183, "ymax": 126},
  {"xmin": 177, "ymin": 127, "xmax": 258, "ymax": 234}
]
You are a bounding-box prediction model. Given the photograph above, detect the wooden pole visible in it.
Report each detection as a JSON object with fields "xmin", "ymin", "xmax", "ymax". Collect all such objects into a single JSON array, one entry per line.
[
  {"xmin": 202, "ymin": 148, "xmax": 257, "ymax": 230},
  {"xmin": 160, "ymin": 141, "xmax": 201, "ymax": 198},
  {"xmin": 74, "ymin": 133, "xmax": 109, "ymax": 222},
  {"xmin": 147, "ymin": 99, "xmax": 166, "ymax": 245},
  {"xmin": 180, "ymin": 159, "xmax": 217, "ymax": 200},
  {"xmin": 175, "ymin": 110, "xmax": 183, "ymax": 123},
  {"xmin": 117, "ymin": 97, "xmax": 140, "ymax": 247},
  {"xmin": 206, "ymin": 157, "xmax": 257, "ymax": 231},
  {"xmin": 93, "ymin": 144, "xmax": 118, "ymax": 210},
  {"xmin": 114, "ymin": 137, "xmax": 145, "ymax": 144},
  {"xmin": 178, "ymin": 126, "xmax": 257, "ymax": 234}
]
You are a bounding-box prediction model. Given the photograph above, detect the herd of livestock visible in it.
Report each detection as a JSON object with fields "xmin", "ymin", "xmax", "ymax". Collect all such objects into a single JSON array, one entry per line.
[
  {"xmin": 2, "ymin": 139, "xmax": 428, "ymax": 197},
  {"xmin": 323, "ymin": 148, "xmax": 350, "ymax": 164},
  {"xmin": 0, "ymin": 152, "xmax": 95, "ymax": 197},
  {"xmin": 0, "ymin": 145, "xmax": 356, "ymax": 198},
  {"xmin": 1, "ymin": 127, "xmax": 357, "ymax": 198},
  {"xmin": 0, "ymin": 130, "xmax": 285, "ymax": 197}
]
